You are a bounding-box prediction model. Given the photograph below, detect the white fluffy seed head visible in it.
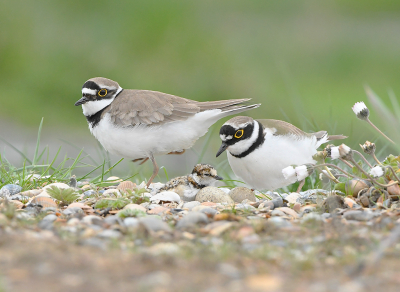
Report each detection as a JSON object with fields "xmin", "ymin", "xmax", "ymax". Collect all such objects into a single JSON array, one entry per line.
[
  {"xmin": 295, "ymin": 165, "xmax": 311, "ymax": 181},
  {"xmin": 370, "ymin": 166, "xmax": 384, "ymax": 178},
  {"xmin": 352, "ymin": 101, "xmax": 369, "ymax": 120},
  {"xmin": 330, "ymin": 146, "xmax": 340, "ymax": 160},
  {"xmin": 338, "ymin": 144, "xmax": 352, "ymax": 158},
  {"xmin": 282, "ymin": 166, "xmax": 296, "ymax": 180}
]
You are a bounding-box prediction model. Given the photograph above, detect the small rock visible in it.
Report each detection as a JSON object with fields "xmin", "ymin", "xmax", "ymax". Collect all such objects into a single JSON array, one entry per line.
[
  {"xmin": 104, "ymin": 215, "xmax": 121, "ymax": 225},
  {"xmin": 343, "ymin": 210, "xmax": 375, "ymax": 221},
  {"xmin": 106, "ymin": 176, "xmax": 123, "ymax": 184},
  {"xmin": 124, "ymin": 217, "xmax": 140, "ymax": 228},
  {"xmin": 42, "ymin": 214, "xmax": 58, "ymax": 222},
  {"xmin": 195, "ymin": 187, "xmax": 234, "ymax": 204},
  {"xmin": 345, "ymin": 179, "xmax": 369, "ymax": 197},
  {"xmin": 323, "ymin": 195, "xmax": 345, "ymax": 213},
  {"xmin": 198, "ymin": 207, "xmax": 218, "ymax": 218},
  {"xmin": 271, "ymin": 197, "xmax": 284, "ymax": 208},
  {"xmin": 63, "ymin": 207, "xmax": 84, "ymax": 216},
  {"xmin": 344, "ymin": 197, "xmax": 358, "ymax": 209},
  {"xmin": 275, "ymin": 207, "xmax": 298, "ymax": 218},
  {"xmin": 285, "ymin": 193, "xmax": 300, "ymax": 204},
  {"xmin": 204, "ymin": 221, "xmax": 234, "ymax": 236},
  {"xmin": 268, "ymin": 217, "xmax": 293, "ymax": 227},
  {"xmin": 0, "ymin": 184, "xmax": 22, "ymax": 197},
  {"xmin": 31, "ymin": 197, "xmax": 57, "ymax": 208},
  {"xmin": 183, "ymin": 201, "xmax": 201, "ymax": 210},
  {"xmin": 20, "ymin": 189, "xmax": 42, "ymax": 197},
  {"xmin": 139, "ymin": 216, "xmax": 172, "ymax": 233},
  {"xmin": 147, "ymin": 206, "xmax": 169, "ymax": 215},
  {"xmin": 359, "ymin": 195, "xmax": 370, "ymax": 207},
  {"xmin": 67, "ymin": 202, "xmax": 87, "ymax": 209},
  {"xmin": 387, "ymin": 181, "xmax": 400, "ymax": 199},
  {"xmin": 97, "ymin": 229, "xmax": 122, "ymax": 239},
  {"xmin": 271, "ymin": 209, "xmax": 286, "ymax": 217},
  {"xmin": 150, "ymin": 191, "xmax": 181, "ymax": 204},
  {"xmin": 293, "ymin": 203, "xmax": 301, "ymax": 213},
  {"xmin": 123, "ymin": 203, "xmax": 146, "ymax": 212},
  {"xmin": 83, "ymin": 190, "xmax": 96, "ymax": 198},
  {"xmin": 229, "ymin": 187, "xmax": 256, "ymax": 203},
  {"xmin": 302, "ymin": 213, "xmax": 324, "ymax": 222},
  {"xmin": 82, "ymin": 215, "xmax": 103, "ymax": 226},
  {"xmin": 102, "ymin": 189, "xmax": 121, "ymax": 197},
  {"xmin": 176, "ymin": 212, "xmax": 208, "ymax": 229}
]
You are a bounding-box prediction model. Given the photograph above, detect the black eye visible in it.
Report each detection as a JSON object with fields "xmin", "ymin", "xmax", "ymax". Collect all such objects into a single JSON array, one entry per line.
[
  {"xmin": 98, "ymin": 89, "xmax": 107, "ymax": 97},
  {"xmin": 235, "ymin": 129, "xmax": 244, "ymax": 138}
]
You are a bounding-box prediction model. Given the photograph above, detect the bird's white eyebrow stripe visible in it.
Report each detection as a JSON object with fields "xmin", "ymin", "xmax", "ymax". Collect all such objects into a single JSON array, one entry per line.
[{"xmin": 82, "ymin": 88, "xmax": 97, "ymax": 95}]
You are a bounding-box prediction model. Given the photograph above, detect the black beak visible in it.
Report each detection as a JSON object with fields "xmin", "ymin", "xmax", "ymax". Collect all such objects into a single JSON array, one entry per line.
[
  {"xmin": 215, "ymin": 175, "xmax": 223, "ymax": 180},
  {"xmin": 75, "ymin": 97, "xmax": 89, "ymax": 106},
  {"xmin": 216, "ymin": 142, "xmax": 228, "ymax": 157}
]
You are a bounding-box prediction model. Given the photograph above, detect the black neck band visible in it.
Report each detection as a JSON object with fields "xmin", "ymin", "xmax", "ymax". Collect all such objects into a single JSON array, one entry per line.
[
  {"xmin": 231, "ymin": 121, "xmax": 265, "ymax": 158},
  {"xmin": 86, "ymin": 89, "xmax": 124, "ymax": 128}
]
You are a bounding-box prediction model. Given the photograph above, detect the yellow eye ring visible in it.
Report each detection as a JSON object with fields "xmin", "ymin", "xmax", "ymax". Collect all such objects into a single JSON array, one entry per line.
[
  {"xmin": 234, "ymin": 129, "xmax": 244, "ymax": 138},
  {"xmin": 98, "ymin": 88, "xmax": 107, "ymax": 97}
]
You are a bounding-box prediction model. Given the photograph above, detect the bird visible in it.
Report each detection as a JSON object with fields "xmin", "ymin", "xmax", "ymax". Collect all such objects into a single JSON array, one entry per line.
[
  {"xmin": 216, "ymin": 116, "xmax": 346, "ymax": 191},
  {"xmin": 156, "ymin": 163, "xmax": 223, "ymax": 201},
  {"xmin": 75, "ymin": 77, "xmax": 260, "ymax": 187}
]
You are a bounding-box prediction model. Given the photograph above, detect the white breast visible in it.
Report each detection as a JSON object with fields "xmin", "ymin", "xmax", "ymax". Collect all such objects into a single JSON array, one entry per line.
[
  {"xmin": 227, "ymin": 134, "xmax": 319, "ymax": 190},
  {"xmin": 90, "ymin": 110, "xmax": 222, "ymax": 159}
]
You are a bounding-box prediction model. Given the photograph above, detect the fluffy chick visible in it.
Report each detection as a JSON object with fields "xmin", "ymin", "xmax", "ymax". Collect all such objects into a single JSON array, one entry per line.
[{"xmin": 158, "ymin": 164, "xmax": 223, "ymax": 201}]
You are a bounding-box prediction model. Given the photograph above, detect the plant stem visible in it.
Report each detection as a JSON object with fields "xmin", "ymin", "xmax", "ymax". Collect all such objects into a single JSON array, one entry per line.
[
  {"xmin": 353, "ymin": 150, "xmax": 373, "ymax": 168},
  {"xmin": 366, "ymin": 118, "xmax": 395, "ymax": 144},
  {"xmin": 372, "ymin": 153, "xmax": 383, "ymax": 166}
]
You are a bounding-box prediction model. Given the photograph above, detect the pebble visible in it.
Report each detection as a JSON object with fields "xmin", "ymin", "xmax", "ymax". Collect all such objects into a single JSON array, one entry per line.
[
  {"xmin": 147, "ymin": 206, "xmax": 169, "ymax": 215},
  {"xmin": 83, "ymin": 190, "xmax": 96, "ymax": 198},
  {"xmin": 271, "ymin": 197, "xmax": 284, "ymax": 208},
  {"xmin": 195, "ymin": 187, "xmax": 234, "ymax": 204},
  {"xmin": 150, "ymin": 191, "xmax": 181, "ymax": 203},
  {"xmin": 97, "ymin": 229, "xmax": 122, "ymax": 239},
  {"xmin": 271, "ymin": 209, "xmax": 287, "ymax": 217},
  {"xmin": 268, "ymin": 217, "xmax": 293, "ymax": 228},
  {"xmin": 124, "ymin": 217, "xmax": 140, "ymax": 228},
  {"xmin": 176, "ymin": 212, "xmax": 209, "ymax": 229},
  {"xmin": 343, "ymin": 210, "xmax": 375, "ymax": 221},
  {"xmin": 0, "ymin": 184, "xmax": 22, "ymax": 197},
  {"xmin": 302, "ymin": 213, "xmax": 325, "ymax": 222},
  {"xmin": 275, "ymin": 207, "xmax": 299, "ymax": 218},
  {"xmin": 183, "ymin": 201, "xmax": 201, "ymax": 210},
  {"xmin": 82, "ymin": 215, "xmax": 103, "ymax": 226},
  {"xmin": 285, "ymin": 193, "xmax": 300, "ymax": 204},
  {"xmin": 122, "ymin": 203, "xmax": 146, "ymax": 212},
  {"xmin": 198, "ymin": 207, "xmax": 218, "ymax": 218},
  {"xmin": 139, "ymin": 216, "xmax": 172, "ymax": 233},
  {"xmin": 229, "ymin": 187, "xmax": 256, "ymax": 203},
  {"xmin": 42, "ymin": 214, "xmax": 58, "ymax": 222},
  {"xmin": 63, "ymin": 207, "xmax": 84, "ymax": 216}
]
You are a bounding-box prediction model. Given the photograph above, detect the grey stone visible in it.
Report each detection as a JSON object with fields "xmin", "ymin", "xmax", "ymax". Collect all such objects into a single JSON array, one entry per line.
[
  {"xmin": 199, "ymin": 207, "xmax": 218, "ymax": 217},
  {"xmin": 97, "ymin": 229, "xmax": 122, "ymax": 239},
  {"xmin": 0, "ymin": 184, "xmax": 22, "ymax": 198},
  {"xmin": 343, "ymin": 210, "xmax": 375, "ymax": 221},
  {"xmin": 271, "ymin": 209, "xmax": 286, "ymax": 217},
  {"xmin": 195, "ymin": 187, "xmax": 234, "ymax": 204},
  {"xmin": 302, "ymin": 213, "xmax": 324, "ymax": 222},
  {"xmin": 104, "ymin": 215, "xmax": 122, "ymax": 225},
  {"xmin": 268, "ymin": 217, "xmax": 292, "ymax": 228},
  {"xmin": 229, "ymin": 187, "xmax": 256, "ymax": 203},
  {"xmin": 176, "ymin": 211, "xmax": 208, "ymax": 229},
  {"xmin": 236, "ymin": 204, "xmax": 256, "ymax": 212},
  {"xmin": 139, "ymin": 216, "xmax": 172, "ymax": 232},
  {"xmin": 124, "ymin": 217, "xmax": 140, "ymax": 228},
  {"xmin": 62, "ymin": 207, "xmax": 84, "ymax": 216},
  {"xmin": 271, "ymin": 197, "xmax": 284, "ymax": 208},
  {"xmin": 183, "ymin": 201, "xmax": 201, "ymax": 210},
  {"xmin": 83, "ymin": 190, "xmax": 96, "ymax": 198},
  {"xmin": 82, "ymin": 215, "xmax": 103, "ymax": 226},
  {"xmin": 42, "ymin": 214, "xmax": 57, "ymax": 222}
]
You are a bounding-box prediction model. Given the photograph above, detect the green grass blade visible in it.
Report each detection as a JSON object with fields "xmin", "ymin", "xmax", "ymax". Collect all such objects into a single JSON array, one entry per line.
[
  {"xmin": 32, "ymin": 117, "xmax": 44, "ymax": 166},
  {"xmin": 0, "ymin": 137, "xmax": 32, "ymax": 164}
]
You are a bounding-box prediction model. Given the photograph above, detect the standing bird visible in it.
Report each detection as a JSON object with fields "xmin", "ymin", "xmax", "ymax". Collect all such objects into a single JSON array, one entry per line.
[
  {"xmin": 216, "ymin": 116, "xmax": 346, "ymax": 191},
  {"xmin": 75, "ymin": 77, "xmax": 260, "ymax": 187}
]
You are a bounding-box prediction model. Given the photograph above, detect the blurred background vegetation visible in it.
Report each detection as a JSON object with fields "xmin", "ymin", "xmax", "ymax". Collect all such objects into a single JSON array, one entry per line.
[{"xmin": 1, "ymin": 0, "xmax": 400, "ymax": 180}]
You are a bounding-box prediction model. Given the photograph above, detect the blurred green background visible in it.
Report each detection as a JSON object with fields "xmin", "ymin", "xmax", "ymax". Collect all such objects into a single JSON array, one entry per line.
[{"xmin": 1, "ymin": 0, "xmax": 400, "ymax": 179}]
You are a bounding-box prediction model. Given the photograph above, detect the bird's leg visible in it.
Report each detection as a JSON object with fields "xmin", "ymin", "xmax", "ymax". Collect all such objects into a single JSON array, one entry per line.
[
  {"xmin": 296, "ymin": 180, "xmax": 305, "ymax": 193},
  {"xmin": 147, "ymin": 154, "xmax": 159, "ymax": 188}
]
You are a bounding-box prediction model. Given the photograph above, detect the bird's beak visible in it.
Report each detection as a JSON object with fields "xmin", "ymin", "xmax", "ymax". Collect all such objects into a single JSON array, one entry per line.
[
  {"xmin": 75, "ymin": 96, "xmax": 89, "ymax": 106},
  {"xmin": 216, "ymin": 142, "xmax": 228, "ymax": 157},
  {"xmin": 215, "ymin": 175, "xmax": 223, "ymax": 180}
]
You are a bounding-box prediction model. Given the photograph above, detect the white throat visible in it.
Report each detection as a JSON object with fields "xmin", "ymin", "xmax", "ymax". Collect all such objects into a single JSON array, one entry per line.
[
  {"xmin": 228, "ymin": 121, "xmax": 260, "ymax": 156},
  {"xmin": 82, "ymin": 87, "xmax": 122, "ymax": 116}
]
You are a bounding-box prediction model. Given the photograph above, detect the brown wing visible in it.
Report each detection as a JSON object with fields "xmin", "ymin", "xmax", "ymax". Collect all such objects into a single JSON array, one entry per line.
[
  {"xmin": 107, "ymin": 89, "xmax": 252, "ymax": 127},
  {"xmin": 107, "ymin": 90, "xmax": 200, "ymax": 126},
  {"xmin": 257, "ymin": 119, "xmax": 311, "ymax": 138}
]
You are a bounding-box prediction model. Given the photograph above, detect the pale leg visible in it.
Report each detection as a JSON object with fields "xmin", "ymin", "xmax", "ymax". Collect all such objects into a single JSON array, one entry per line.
[
  {"xmin": 147, "ymin": 154, "xmax": 159, "ymax": 187},
  {"xmin": 296, "ymin": 179, "xmax": 305, "ymax": 193}
]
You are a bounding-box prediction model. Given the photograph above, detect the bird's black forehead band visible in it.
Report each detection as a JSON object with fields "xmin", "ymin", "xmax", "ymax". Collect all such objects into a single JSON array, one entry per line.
[
  {"xmin": 219, "ymin": 125, "xmax": 236, "ymax": 135},
  {"xmin": 82, "ymin": 81, "xmax": 101, "ymax": 90}
]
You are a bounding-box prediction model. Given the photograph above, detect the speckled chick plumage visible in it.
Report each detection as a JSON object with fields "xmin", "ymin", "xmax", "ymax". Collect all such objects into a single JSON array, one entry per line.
[{"xmin": 158, "ymin": 164, "xmax": 223, "ymax": 201}]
